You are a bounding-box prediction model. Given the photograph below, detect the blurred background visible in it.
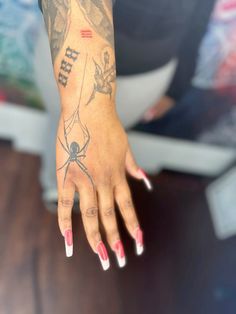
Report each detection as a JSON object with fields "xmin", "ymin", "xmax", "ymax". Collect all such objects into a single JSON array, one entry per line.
[{"xmin": 1, "ymin": 0, "xmax": 236, "ymax": 313}]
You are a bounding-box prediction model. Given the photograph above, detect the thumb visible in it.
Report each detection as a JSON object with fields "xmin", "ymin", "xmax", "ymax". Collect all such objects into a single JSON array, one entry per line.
[{"xmin": 125, "ymin": 145, "xmax": 153, "ymax": 191}]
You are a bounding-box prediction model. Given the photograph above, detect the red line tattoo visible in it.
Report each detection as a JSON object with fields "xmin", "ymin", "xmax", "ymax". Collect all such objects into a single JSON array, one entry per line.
[{"xmin": 80, "ymin": 29, "xmax": 93, "ymax": 38}]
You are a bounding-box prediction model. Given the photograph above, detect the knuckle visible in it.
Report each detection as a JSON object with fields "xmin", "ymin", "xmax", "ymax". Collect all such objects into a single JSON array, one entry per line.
[
  {"xmin": 98, "ymin": 175, "xmax": 112, "ymax": 187},
  {"xmin": 82, "ymin": 206, "xmax": 98, "ymax": 218},
  {"xmin": 103, "ymin": 207, "xmax": 115, "ymax": 217},
  {"xmin": 68, "ymin": 166, "xmax": 79, "ymax": 178},
  {"xmin": 122, "ymin": 198, "xmax": 134, "ymax": 211},
  {"xmin": 58, "ymin": 197, "xmax": 74, "ymax": 209}
]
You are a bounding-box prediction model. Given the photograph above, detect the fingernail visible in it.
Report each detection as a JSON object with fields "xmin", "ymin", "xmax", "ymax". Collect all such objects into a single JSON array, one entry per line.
[
  {"xmin": 138, "ymin": 169, "xmax": 153, "ymax": 191},
  {"xmin": 64, "ymin": 229, "xmax": 73, "ymax": 257},
  {"xmin": 113, "ymin": 240, "xmax": 126, "ymax": 268},
  {"xmin": 96, "ymin": 241, "xmax": 110, "ymax": 271},
  {"xmin": 142, "ymin": 108, "xmax": 155, "ymax": 122},
  {"xmin": 134, "ymin": 227, "xmax": 144, "ymax": 256}
]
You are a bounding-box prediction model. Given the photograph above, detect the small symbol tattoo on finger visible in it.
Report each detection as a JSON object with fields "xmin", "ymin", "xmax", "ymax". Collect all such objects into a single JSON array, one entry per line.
[{"xmin": 85, "ymin": 207, "xmax": 98, "ymax": 217}]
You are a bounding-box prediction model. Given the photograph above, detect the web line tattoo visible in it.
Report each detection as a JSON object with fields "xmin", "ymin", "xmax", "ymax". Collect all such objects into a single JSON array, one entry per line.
[
  {"xmin": 76, "ymin": 0, "xmax": 114, "ymax": 47},
  {"xmin": 86, "ymin": 50, "xmax": 115, "ymax": 106},
  {"xmin": 42, "ymin": 0, "xmax": 71, "ymax": 63},
  {"xmin": 57, "ymin": 54, "xmax": 94, "ymax": 187}
]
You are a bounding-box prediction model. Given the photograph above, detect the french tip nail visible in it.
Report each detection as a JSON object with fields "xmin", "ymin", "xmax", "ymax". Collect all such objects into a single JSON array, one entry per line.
[
  {"xmin": 113, "ymin": 240, "xmax": 126, "ymax": 268},
  {"xmin": 142, "ymin": 177, "xmax": 153, "ymax": 191},
  {"xmin": 96, "ymin": 241, "xmax": 110, "ymax": 271},
  {"xmin": 64, "ymin": 229, "xmax": 73, "ymax": 257},
  {"xmin": 134, "ymin": 227, "xmax": 144, "ymax": 256},
  {"xmin": 101, "ymin": 258, "xmax": 110, "ymax": 271},
  {"xmin": 118, "ymin": 256, "xmax": 126, "ymax": 268},
  {"xmin": 65, "ymin": 244, "xmax": 73, "ymax": 257},
  {"xmin": 138, "ymin": 169, "xmax": 153, "ymax": 191},
  {"xmin": 136, "ymin": 244, "xmax": 144, "ymax": 256}
]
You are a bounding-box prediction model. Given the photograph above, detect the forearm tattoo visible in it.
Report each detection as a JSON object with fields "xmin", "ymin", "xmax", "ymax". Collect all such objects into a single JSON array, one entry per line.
[
  {"xmin": 58, "ymin": 46, "xmax": 80, "ymax": 87},
  {"xmin": 76, "ymin": 0, "xmax": 114, "ymax": 47},
  {"xmin": 57, "ymin": 54, "xmax": 94, "ymax": 188},
  {"xmin": 86, "ymin": 50, "xmax": 115, "ymax": 105},
  {"xmin": 41, "ymin": 0, "xmax": 71, "ymax": 63}
]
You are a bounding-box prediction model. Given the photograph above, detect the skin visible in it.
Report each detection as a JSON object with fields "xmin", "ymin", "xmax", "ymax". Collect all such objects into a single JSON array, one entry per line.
[{"xmin": 42, "ymin": 0, "xmax": 144, "ymax": 256}]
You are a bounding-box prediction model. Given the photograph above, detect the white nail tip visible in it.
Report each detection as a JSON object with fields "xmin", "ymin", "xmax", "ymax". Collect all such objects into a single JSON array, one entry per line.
[
  {"xmin": 65, "ymin": 242, "xmax": 73, "ymax": 257},
  {"xmin": 136, "ymin": 244, "xmax": 144, "ymax": 256},
  {"xmin": 117, "ymin": 256, "xmax": 126, "ymax": 268},
  {"xmin": 142, "ymin": 177, "xmax": 153, "ymax": 191},
  {"xmin": 99, "ymin": 258, "xmax": 110, "ymax": 271}
]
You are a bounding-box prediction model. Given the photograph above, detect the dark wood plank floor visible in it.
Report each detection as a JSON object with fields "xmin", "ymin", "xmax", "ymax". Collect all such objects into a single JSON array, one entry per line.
[{"xmin": 1, "ymin": 143, "xmax": 236, "ymax": 314}]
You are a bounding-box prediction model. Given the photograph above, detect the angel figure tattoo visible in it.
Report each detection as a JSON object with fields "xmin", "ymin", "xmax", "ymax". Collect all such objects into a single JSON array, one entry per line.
[
  {"xmin": 86, "ymin": 51, "xmax": 115, "ymax": 106},
  {"xmin": 57, "ymin": 54, "xmax": 94, "ymax": 187}
]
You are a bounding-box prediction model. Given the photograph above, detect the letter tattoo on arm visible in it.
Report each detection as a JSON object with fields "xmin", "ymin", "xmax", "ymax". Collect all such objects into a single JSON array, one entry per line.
[
  {"xmin": 76, "ymin": 0, "xmax": 114, "ymax": 47},
  {"xmin": 86, "ymin": 50, "xmax": 115, "ymax": 105},
  {"xmin": 58, "ymin": 47, "xmax": 80, "ymax": 87},
  {"xmin": 41, "ymin": 0, "xmax": 71, "ymax": 63}
]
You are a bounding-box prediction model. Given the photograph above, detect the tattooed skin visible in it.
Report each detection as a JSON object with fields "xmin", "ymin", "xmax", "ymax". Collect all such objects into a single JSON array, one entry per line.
[
  {"xmin": 86, "ymin": 50, "xmax": 115, "ymax": 105},
  {"xmin": 58, "ymin": 46, "xmax": 80, "ymax": 87},
  {"xmin": 57, "ymin": 54, "xmax": 94, "ymax": 188},
  {"xmin": 42, "ymin": 0, "xmax": 71, "ymax": 63},
  {"xmin": 76, "ymin": 0, "xmax": 114, "ymax": 47}
]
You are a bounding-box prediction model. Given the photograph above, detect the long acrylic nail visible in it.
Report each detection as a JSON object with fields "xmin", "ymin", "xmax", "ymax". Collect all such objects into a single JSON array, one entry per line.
[
  {"xmin": 113, "ymin": 240, "xmax": 126, "ymax": 268},
  {"xmin": 64, "ymin": 229, "xmax": 73, "ymax": 257},
  {"xmin": 138, "ymin": 169, "xmax": 153, "ymax": 191},
  {"xmin": 134, "ymin": 227, "xmax": 144, "ymax": 256},
  {"xmin": 96, "ymin": 241, "xmax": 110, "ymax": 271}
]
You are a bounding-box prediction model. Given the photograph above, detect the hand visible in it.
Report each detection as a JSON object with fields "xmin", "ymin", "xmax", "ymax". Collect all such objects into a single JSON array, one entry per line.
[{"xmin": 56, "ymin": 105, "xmax": 152, "ymax": 270}]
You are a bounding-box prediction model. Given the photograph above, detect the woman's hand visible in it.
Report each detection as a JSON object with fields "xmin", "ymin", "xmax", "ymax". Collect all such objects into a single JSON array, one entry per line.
[
  {"xmin": 41, "ymin": 0, "xmax": 152, "ymax": 271},
  {"xmin": 56, "ymin": 104, "xmax": 152, "ymax": 270}
]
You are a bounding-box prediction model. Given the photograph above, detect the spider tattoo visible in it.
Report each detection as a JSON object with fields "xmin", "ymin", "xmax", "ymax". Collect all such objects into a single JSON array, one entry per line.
[{"xmin": 57, "ymin": 122, "xmax": 93, "ymax": 187}]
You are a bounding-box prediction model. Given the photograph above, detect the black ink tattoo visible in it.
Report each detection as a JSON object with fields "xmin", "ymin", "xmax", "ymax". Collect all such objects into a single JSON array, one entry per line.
[
  {"xmin": 58, "ymin": 47, "xmax": 80, "ymax": 87},
  {"xmin": 41, "ymin": 0, "xmax": 71, "ymax": 63},
  {"xmin": 57, "ymin": 54, "xmax": 94, "ymax": 187},
  {"xmin": 65, "ymin": 47, "xmax": 80, "ymax": 61},
  {"xmin": 85, "ymin": 207, "xmax": 98, "ymax": 217},
  {"xmin": 58, "ymin": 72, "xmax": 68, "ymax": 87},
  {"xmin": 59, "ymin": 198, "xmax": 74, "ymax": 208},
  {"xmin": 104, "ymin": 207, "xmax": 114, "ymax": 217},
  {"xmin": 76, "ymin": 0, "xmax": 114, "ymax": 47},
  {"xmin": 86, "ymin": 50, "xmax": 115, "ymax": 105},
  {"xmin": 60, "ymin": 60, "xmax": 72, "ymax": 74}
]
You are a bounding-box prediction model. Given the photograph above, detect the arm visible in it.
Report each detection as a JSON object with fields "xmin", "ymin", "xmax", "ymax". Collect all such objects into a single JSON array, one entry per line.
[{"xmin": 41, "ymin": 0, "xmax": 149, "ymax": 270}]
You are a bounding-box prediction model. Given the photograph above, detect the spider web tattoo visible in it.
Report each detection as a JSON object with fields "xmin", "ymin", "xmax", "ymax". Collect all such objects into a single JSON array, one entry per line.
[
  {"xmin": 57, "ymin": 54, "xmax": 94, "ymax": 187},
  {"xmin": 86, "ymin": 50, "xmax": 115, "ymax": 106}
]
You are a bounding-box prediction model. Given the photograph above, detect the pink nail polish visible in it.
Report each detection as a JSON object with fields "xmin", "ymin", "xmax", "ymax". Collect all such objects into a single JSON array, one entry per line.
[
  {"xmin": 142, "ymin": 108, "xmax": 156, "ymax": 122},
  {"xmin": 134, "ymin": 227, "xmax": 144, "ymax": 256},
  {"xmin": 113, "ymin": 240, "xmax": 126, "ymax": 268},
  {"xmin": 138, "ymin": 169, "xmax": 153, "ymax": 191},
  {"xmin": 64, "ymin": 229, "xmax": 73, "ymax": 257},
  {"xmin": 96, "ymin": 241, "xmax": 110, "ymax": 271}
]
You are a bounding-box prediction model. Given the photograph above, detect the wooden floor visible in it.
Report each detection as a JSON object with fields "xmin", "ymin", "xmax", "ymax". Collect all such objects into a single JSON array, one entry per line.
[{"xmin": 1, "ymin": 142, "xmax": 236, "ymax": 314}]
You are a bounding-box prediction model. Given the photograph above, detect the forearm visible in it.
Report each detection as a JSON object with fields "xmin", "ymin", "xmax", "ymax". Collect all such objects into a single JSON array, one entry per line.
[{"xmin": 41, "ymin": 0, "xmax": 116, "ymax": 112}]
